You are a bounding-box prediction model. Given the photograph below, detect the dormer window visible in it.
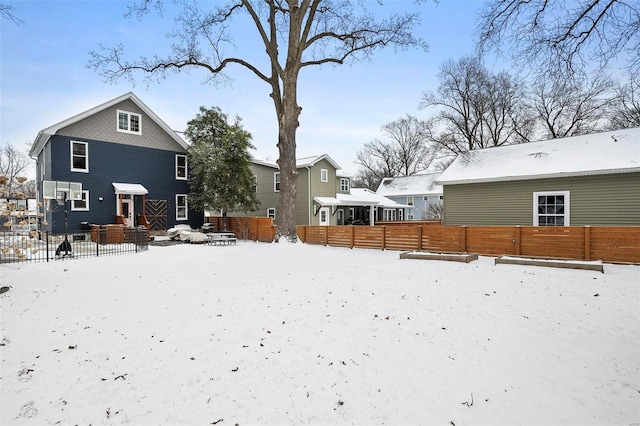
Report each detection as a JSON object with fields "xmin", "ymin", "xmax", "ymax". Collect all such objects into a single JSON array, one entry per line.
[
  {"xmin": 340, "ymin": 178, "xmax": 350, "ymax": 192},
  {"xmin": 117, "ymin": 110, "xmax": 141, "ymax": 135}
]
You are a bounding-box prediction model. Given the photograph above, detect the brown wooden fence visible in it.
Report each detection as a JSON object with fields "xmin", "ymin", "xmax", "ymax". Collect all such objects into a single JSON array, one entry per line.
[
  {"xmin": 296, "ymin": 224, "xmax": 640, "ymax": 263},
  {"xmin": 206, "ymin": 217, "xmax": 277, "ymax": 242}
]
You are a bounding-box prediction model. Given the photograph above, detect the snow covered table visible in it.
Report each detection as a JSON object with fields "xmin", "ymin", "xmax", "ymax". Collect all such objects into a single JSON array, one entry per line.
[{"xmin": 207, "ymin": 232, "xmax": 237, "ymax": 246}]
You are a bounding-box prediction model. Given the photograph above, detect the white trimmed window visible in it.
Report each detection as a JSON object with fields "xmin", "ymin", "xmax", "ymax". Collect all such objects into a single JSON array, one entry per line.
[
  {"xmin": 117, "ymin": 110, "xmax": 141, "ymax": 134},
  {"xmin": 176, "ymin": 154, "xmax": 187, "ymax": 180},
  {"xmin": 340, "ymin": 178, "xmax": 350, "ymax": 192},
  {"xmin": 252, "ymin": 175, "xmax": 258, "ymax": 193},
  {"xmin": 533, "ymin": 191, "xmax": 570, "ymax": 226},
  {"xmin": 383, "ymin": 209, "xmax": 396, "ymax": 221},
  {"xmin": 321, "ymin": 169, "xmax": 328, "ymax": 183},
  {"xmin": 407, "ymin": 196, "xmax": 414, "ymax": 206},
  {"xmin": 70, "ymin": 141, "xmax": 88, "ymax": 172},
  {"xmin": 423, "ymin": 196, "xmax": 430, "ymax": 201},
  {"xmin": 176, "ymin": 194, "xmax": 188, "ymax": 221},
  {"xmin": 274, "ymin": 172, "xmax": 280, "ymax": 192},
  {"xmin": 267, "ymin": 208, "xmax": 276, "ymax": 219},
  {"xmin": 71, "ymin": 190, "xmax": 89, "ymax": 211}
]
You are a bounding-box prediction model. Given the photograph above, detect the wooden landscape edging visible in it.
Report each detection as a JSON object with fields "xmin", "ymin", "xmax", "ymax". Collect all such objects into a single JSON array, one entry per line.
[
  {"xmin": 297, "ymin": 224, "xmax": 640, "ymax": 264},
  {"xmin": 495, "ymin": 255, "xmax": 604, "ymax": 273}
]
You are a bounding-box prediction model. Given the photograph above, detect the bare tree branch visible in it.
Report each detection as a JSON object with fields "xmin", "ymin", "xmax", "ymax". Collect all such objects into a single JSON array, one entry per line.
[{"xmin": 477, "ymin": 0, "xmax": 640, "ymax": 75}]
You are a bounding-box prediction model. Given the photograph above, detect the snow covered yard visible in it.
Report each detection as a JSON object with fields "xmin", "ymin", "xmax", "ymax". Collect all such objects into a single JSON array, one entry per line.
[{"xmin": 1, "ymin": 241, "xmax": 638, "ymax": 425}]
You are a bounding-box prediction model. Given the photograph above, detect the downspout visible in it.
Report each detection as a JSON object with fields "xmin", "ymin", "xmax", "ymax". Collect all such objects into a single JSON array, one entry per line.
[{"xmin": 306, "ymin": 166, "xmax": 311, "ymax": 225}]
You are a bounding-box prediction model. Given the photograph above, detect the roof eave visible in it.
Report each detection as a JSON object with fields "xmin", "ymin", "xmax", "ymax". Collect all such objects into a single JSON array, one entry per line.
[{"xmin": 437, "ymin": 167, "xmax": 640, "ymax": 185}]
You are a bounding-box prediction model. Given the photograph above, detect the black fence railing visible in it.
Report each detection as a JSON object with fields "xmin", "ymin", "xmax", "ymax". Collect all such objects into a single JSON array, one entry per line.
[{"xmin": 0, "ymin": 227, "xmax": 149, "ymax": 264}]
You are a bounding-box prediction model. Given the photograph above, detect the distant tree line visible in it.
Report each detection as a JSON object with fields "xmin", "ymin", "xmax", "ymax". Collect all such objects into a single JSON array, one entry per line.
[{"xmin": 353, "ymin": 57, "xmax": 639, "ymax": 190}]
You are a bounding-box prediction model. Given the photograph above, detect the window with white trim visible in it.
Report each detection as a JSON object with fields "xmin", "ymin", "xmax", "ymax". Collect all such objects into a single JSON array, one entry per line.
[
  {"xmin": 340, "ymin": 178, "xmax": 350, "ymax": 192},
  {"xmin": 176, "ymin": 194, "xmax": 188, "ymax": 220},
  {"xmin": 252, "ymin": 175, "xmax": 258, "ymax": 193},
  {"xmin": 176, "ymin": 154, "xmax": 187, "ymax": 180},
  {"xmin": 70, "ymin": 141, "xmax": 88, "ymax": 172},
  {"xmin": 423, "ymin": 196, "xmax": 430, "ymax": 201},
  {"xmin": 71, "ymin": 190, "xmax": 89, "ymax": 211},
  {"xmin": 321, "ymin": 169, "xmax": 328, "ymax": 182},
  {"xmin": 533, "ymin": 191, "xmax": 570, "ymax": 226},
  {"xmin": 267, "ymin": 208, "xmax": 276, "ymax": 219},
  {"xmin": 383, "ymin": 209, "xmax": 396, "ymax": 221},
  {"xmin": 117, "ymin": 110, "xmax": 141, "ymax": 134},
  {"xmin": 407, "ymin": 196, "xmax": 414, "ymax": 206},
  {"xmin": 274, "ymin": 172, "xmax": 280, "ymax": 192}
]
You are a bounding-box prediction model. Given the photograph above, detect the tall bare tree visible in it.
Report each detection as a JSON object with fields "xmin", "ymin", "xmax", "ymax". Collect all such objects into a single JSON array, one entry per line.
[
  {"xmin": 88, "ymin": 0, "xmax": 427, "ymax": 239},
  {"xmin": 0, "ymin": 144, "xmax": 31, "ymax": 198},
  {"xmin": 608, "ymin": 74, "xmax": 640, "ymax": 129},
  {"xmin": 477, "ymin": 0, "xmax": 640, "ymax": 75},
  {"xmin": 354, "ymin": 115, "xmax": 434, "ymax": 191},
  {"xmin": 420, "ymin": 56, "xmax": 534, "ymax": 164},
  {"xmin": 530, "ymin": 71, "xmax": 615, "ymax": 139}
]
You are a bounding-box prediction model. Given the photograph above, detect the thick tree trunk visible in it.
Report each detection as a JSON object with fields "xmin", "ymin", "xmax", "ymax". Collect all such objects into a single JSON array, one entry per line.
[{"xmin": 275, "ymin": 81, "xmax": 301, "ymax": 241}]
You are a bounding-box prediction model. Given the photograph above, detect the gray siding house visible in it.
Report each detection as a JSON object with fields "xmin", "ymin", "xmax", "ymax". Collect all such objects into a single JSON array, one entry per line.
[
  {"xmin": 29, "ymin": 92, "xmax": 204, "ymax": 233},
  {"xmin": 239, "ymin": 154, "xmax": 406, "ymax": 225},
  {"xmin": 436, "ymin": 128, "xmax": 640, "ymax": 226},
  {"xmin": 376, "ymin": 173, "xmax": 443, "ymax": 220}
]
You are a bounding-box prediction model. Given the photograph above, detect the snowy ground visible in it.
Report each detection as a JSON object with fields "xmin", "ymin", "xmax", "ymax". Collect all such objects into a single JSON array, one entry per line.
[{"xmin": 1, "ymin": 241, "xmax": 639, "ymax": 425}]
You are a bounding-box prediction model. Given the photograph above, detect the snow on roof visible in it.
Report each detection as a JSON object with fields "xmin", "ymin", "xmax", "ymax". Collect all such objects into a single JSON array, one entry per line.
[
  {"xmin": 437, "ymin": 128, "xmax": 640, "ymax": 185},
  {"xmin": 336, "ymin": 188, "xmax": 412, "ymax": 208},
  {"xmin": 376, "ymin": 173, "xmax": 443, "ymax": 196},
  {"xmin": 30, "ymin": 92, "xmax": 188, "ymax": 158},
  {"xmin": 253, "ymin": 154, "xmax": 341, "ymax": 170},
  {"xmin": 112, "ymin": 183, "xmax": 149, "ymax": 195}
]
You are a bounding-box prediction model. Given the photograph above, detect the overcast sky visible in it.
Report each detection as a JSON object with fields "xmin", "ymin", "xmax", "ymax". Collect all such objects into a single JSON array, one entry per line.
[{"xmin": 1, "ymin": 0, "xmax": 491, "ymax": 178}]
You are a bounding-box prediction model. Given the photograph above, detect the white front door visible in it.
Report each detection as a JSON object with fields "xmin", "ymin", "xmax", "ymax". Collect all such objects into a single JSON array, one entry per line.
[
  {"xmin": 121, "ymin": 199, "xmax": 134, "ymax": 227},
  {"xmin": 319, "ymin": 207, "xmax": 330, "ymax": 226}
]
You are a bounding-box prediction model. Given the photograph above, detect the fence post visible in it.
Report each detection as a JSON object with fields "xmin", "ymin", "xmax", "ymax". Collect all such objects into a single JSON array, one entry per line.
[
  {"xmin": 515, "ymin": 226, "xmax": 521, "ymax": 255},
  {"xmin": 350, "ymin": 226, "xmax": 355, "ymax": 249},
  {"xmin": 381, "ymin": 225, "xmax": 386, "ymax": 250},
  {"xmin": 324, "ymin": 226, "xmax": 328, "ymax": 246},
  {"xmin": 254, "ymin": 217, "xmax": 259, "ymax": 242},
  {"xmin": 46, "ymin": 232, "xmax": 50, "ymax": 262},
  {"xmin": 584, "ymin": 226, "xmax": 591, "ymax": 260},
  {"xmin": 461, "ymin": 226, "xmax": 466, "ymax": 252},
  {"xmin": 417, "ymin": 226, "xmax": 423, "ymax": 251}
]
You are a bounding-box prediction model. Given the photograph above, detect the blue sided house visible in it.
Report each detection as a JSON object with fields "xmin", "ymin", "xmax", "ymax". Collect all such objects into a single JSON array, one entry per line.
[{"xmin": 29, "ymin": 92, "xmax": 203, "ymax": 234}]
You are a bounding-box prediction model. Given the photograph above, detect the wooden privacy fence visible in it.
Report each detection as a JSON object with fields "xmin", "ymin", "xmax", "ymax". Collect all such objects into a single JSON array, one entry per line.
[
  {"xmin": 206, "ymin": 217, "xmax": 277, "ymax": 242},
  {"xmin": 296, "ymin": 225, "xmax": 640, "ymax": 264}
]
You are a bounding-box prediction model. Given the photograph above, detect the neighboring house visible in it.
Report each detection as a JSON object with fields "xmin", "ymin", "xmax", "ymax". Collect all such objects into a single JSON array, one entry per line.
[
  {"xmin": 0, "ymin": 198, "xmax": 38, "ymax": 232},
  {"xmin": 376, "ymin": 173, "xmax": 443, "ymax": 220},
  {"xmin": 436, "ymin": 128, "xmax": 640, "ymax": 226},
  {"xmin": 29, "ymin": 92, "xmax": 203, "ymax": 234},
  {"xmin": 241, "ymin": 154, "xmax": 407, "ymax": 225}
]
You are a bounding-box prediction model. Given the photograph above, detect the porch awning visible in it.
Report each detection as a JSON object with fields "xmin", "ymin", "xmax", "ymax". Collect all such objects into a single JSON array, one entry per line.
[
  {"xmin": 337, "ymin": 189, "xmax": 413, "ymax": 208},
  {"xmin": 314, "ymin": 197, "xmax": 343, "ymax": 206},
  {"xmin": 112, "ymin": 182, "xmax": 148, "ymax": 195}
]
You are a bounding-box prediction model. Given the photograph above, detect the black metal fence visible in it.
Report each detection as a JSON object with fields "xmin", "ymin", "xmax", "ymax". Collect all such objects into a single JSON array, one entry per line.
[{"xmin": 0, "ymin": 227, "xmax": 149, "ymax": 264}]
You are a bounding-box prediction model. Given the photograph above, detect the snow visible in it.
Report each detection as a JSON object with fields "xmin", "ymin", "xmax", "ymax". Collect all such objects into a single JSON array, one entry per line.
[
  {"xmin": 376, "ymin": 173, "xmax": 443, "ymax": 197},
  {"xmin": 337, "ymin": 188, "xmax": 411, "ymax": 208},
  {"xmin": 1, "ymin": 241, "xmax": 639, "ymax": 425},
  {"xmin": 437, "ymin": 127, "xmax": 640, "ymax": 185}
]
